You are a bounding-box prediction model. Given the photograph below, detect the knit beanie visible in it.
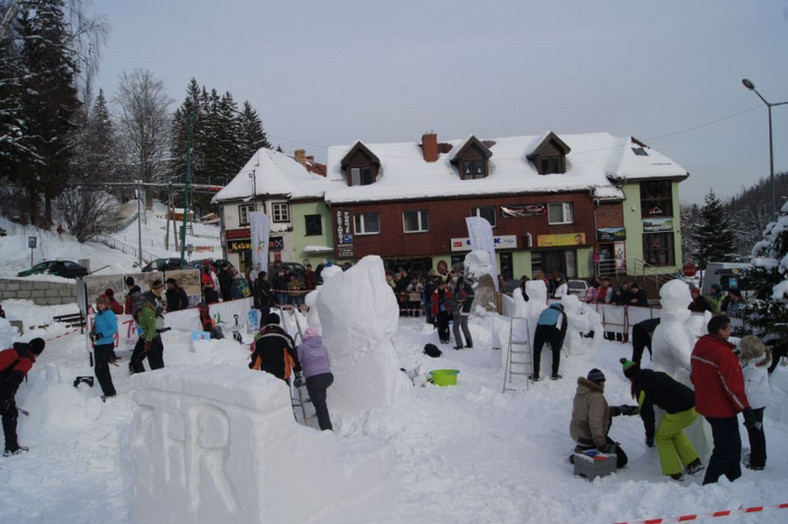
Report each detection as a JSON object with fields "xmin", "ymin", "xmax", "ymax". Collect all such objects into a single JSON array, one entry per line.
[
  {"xmin": 29, "ymin": 338, "xmax": 45, "ymax": 355},
  {"xmin": 266, "ymin": 312, "xmax": 280, "ymax": 325},
  {"xmin": 587, "ymin": 368, "xmax": 606, "ymax": 384},
  {"xmin": 125, "ymin": 276, "xmax": 135, "ymax": 287},
  {"xmin": 619, "ymin": 357, "xmax": 639, "ymax": 379},
  {"xmin": 303, "ymin": 327, "xmax": 318, "ymax": 339}
]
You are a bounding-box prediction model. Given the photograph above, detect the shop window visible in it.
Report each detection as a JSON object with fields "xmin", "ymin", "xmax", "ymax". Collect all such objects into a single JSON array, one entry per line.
[
  {"xmin": 642, "ymin": 232, "xmax": 675, "ymax": 266},
  {"xmin": 641, "ymin": 180, "xmax": 672, "ymax": 218}
]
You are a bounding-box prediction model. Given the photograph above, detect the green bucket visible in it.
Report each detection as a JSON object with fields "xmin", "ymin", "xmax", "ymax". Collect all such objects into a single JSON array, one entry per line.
[{"xmin": 430, "ymin": 369, "xmax": 460, "ymax": 386}]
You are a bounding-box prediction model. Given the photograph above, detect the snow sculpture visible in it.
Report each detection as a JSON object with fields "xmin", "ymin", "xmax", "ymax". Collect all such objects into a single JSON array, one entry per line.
[
  {"xmin": 130, "ymin": 365, "xmax": 396, "ymax": 524},
  {"xmin": 305, "ymin": 263, "xmax": 344, "ymax": 335},
  {"xmin": 0, "ymin": 316, "xmax": 16, "ymax": 348},
  {"xmin": 651, "ymin": 280, "xmax": 696, "ymax": 385},
  {"xmin": 466, "ymin": 250, "xmax": 497, "ymax": 312},
  {"xmin": 316, "ymin": 255, "xmax": 410, "ymax": 412},
  {"xmin": 560, "ymin": 294, "xmax": 601, "ymax": 355}
]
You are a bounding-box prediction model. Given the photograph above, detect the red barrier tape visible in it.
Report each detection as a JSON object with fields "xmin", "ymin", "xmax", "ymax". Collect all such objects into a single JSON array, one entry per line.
[
  {"xmin": 615, "ymin": 503, "xmax": 788, "ymax": 524},
  {"xmin": 43, "ymin": 328, "xmax": 81, "ymax": 343}
]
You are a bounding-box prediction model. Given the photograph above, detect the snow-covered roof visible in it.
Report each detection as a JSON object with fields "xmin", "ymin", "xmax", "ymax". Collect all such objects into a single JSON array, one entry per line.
[
  {"xmin": 212, "ymin": 148, "xmax": 336, "ymax": 203},
  {"xmin": 323, "ymin": 132, "xmax": 688, "ymax": 205}
]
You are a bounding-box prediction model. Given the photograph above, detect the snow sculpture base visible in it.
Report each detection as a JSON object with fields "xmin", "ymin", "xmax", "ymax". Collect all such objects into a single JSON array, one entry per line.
[{"xmin": 130, "ymin": 365, "xmax": 396, "ymax": 524}]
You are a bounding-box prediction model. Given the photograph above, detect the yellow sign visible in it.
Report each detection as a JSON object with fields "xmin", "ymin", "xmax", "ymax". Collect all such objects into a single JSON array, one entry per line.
[{"xmin": 537, "ymin": 233, "xmax": 585, "ymax": 247}]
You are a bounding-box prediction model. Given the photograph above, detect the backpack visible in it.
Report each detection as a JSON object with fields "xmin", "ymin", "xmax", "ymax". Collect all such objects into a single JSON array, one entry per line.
[
  {"xmin": 423, "ymin": 343, "xmax": 442, "ymax": 358},
  {"xmin": 128, "ymin": 289, "xmax": 146, "ymax": 319}
]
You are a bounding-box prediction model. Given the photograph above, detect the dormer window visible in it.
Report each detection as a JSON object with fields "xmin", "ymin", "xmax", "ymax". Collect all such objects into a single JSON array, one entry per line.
[
  {"xmin": 449, "ymin": 135, "xmax": 492, "ymax": 180},
  {"xmin": 462, "ymin": 160, "xmax": 485, "ymax": 179},
  {"xmin": 340, "ymin": 141, "xmax": 381, "ymax": 187},
  {"xmin": 527, "ymin": 132, "xmax": 571, "ymax": 175}
]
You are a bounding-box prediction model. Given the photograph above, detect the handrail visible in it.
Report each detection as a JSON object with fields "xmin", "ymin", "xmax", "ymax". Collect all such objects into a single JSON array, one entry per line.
[{"xmin": 96, "ymin": 233, "xmax": 156, "ymax": 263}]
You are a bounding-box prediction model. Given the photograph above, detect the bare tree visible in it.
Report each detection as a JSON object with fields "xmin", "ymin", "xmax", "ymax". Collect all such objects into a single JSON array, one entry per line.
[
  {"xmin": 115, "ymin": 69, "xmax": 171, "ymax": 208},
  {"xmin": 57, "ymin": 187, "xmax": 117, "ymax": 242}
]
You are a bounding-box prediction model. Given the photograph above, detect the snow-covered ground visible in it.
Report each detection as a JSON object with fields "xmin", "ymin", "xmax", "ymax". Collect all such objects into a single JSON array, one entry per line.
[{"xmin": 1, "ymin": 212, "xmax": 788, "ymax": 523}]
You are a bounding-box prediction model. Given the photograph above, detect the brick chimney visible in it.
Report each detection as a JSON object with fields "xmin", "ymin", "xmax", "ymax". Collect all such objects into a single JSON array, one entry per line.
[{"xmin": 421, "ymin": 132, "xmax": 438, "ymax": 163}]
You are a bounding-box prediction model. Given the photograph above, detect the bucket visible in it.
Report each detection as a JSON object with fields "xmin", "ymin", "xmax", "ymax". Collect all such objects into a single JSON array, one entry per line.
[{"xmin": 430, "ymin": 369, "xmax": 460, "ymax": 386}]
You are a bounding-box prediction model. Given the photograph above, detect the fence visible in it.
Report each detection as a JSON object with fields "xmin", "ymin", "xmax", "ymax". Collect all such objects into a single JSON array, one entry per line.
[{"xmin": 96, "ymin": 232, "xmax": 156, "ymax": 262}]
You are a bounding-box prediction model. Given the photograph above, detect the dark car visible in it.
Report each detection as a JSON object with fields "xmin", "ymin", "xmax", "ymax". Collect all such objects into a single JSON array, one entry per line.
[
  {"xmin": 141, "ymin": 257, "xmax": 185, "ymax": 272},
  {"xmin": 184, "ymin": 258, "xmax": 234, "ymax": 271},
  {"xmin": 18, "ymin": 260, "xmax": 88, "ymax": 278}
]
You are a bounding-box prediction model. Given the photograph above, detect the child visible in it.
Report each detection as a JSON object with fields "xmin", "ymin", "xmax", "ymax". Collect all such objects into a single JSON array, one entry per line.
[{"xmin": 738, "ymin": 335, "xmax": 771, "ymax": 470}]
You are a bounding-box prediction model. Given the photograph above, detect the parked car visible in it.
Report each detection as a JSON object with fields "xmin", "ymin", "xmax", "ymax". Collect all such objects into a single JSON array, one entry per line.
[
  {"xmin": 566, "ymin": 279, "xmax": 589, "ymax": 297},
  {"xmin": 140, "ymin": 257, "xmax": 185, "ymax": 272},
  {"xmin": 17, "ymin": 260, "xmax": 88, "ymax": 278},
  {"xmin": 268, "ymin": 261, "xmax": 306, "ymax": 279},
  {"xmin": 184, "ymin": 258, "xmax": 234, "ymax": 271}
]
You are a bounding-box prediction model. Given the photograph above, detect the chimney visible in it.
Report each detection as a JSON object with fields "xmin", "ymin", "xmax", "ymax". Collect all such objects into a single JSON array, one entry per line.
[
  {"xmin": 294, "ymin": 149, "xmax": 306, "ymax": 165},
  {"xmin": 421, "ymin": 132, "xmax": 438, "ymax": 162}
]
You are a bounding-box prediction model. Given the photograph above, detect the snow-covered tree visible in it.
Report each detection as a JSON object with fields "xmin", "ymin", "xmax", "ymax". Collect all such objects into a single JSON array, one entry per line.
[
  {"xmin": 679, "ymin": 203, "xmax": 700, "ymax": 263},
  {"xmin": 691, "ymin": 190, "xmax": 736, "ymax": 268},
  {"xmin": 237, "ymin": 100, "xmax": 270, "ymax": 157}
]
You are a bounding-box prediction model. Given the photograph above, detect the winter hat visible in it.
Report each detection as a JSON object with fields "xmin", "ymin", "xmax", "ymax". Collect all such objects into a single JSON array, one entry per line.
[
  {"xmin": 619, "ymin": 357, "xmax": 639, "ymax": 379},
  {"xmin": 587, "ymin": 368, "xmax": 606, "ymax": 384},
  {"xmin": 266, "ymin": 312, "xmax": 280, "ymax": 325},
  {"xmin": 165, "ymin": 278, "xmax": 177, "ymax": 285},
  {"xmin": 29, "ymin": 337, "xmax": 45, "ymax": 355},
  {"xmin": 125, "ymin": 276, "xmax": 135, "ymax": 287},
  {"xmin": 151, "ymin": 279, "xmax": 163, "ymax": 290},
  {"xmin": 303, "ymin": 327, "xmax": 318, "ymax": 339},
  {"xmin": 711, "ymin": 284, "xmax": 722, "ymax": 293}
]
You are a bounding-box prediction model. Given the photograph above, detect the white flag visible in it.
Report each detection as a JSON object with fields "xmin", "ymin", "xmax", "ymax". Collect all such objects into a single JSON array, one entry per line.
[
  {"xmin": 465, "ymin": 216, "xmax": 499, "ymax": 291},
  {"xmin": 250, "ymin": 212, "xmax": 270, "ymax": 270}
]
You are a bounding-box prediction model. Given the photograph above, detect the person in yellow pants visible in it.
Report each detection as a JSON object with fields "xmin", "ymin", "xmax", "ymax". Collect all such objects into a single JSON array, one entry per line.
[{"xmin": 620, "ymin": 358, "xmax": 703, "ymax": 480}]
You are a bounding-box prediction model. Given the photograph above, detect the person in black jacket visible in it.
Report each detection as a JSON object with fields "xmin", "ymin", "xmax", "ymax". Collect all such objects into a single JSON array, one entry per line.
[
  {"xmin": 620, "ymin": 358, "xmax": 703, "ymax": 480},
  {"xmin": 218, "ymin": 265, "xmax": 233, "ymax": 302},
  {"xmin": 253, "ymin": 271, "xmax": 273, "ymax": 320},
  {"xmin": 165, "ymin": 278, "xmax": 189, "ymax": 311},
  {"xmin": 0, "ymin": 338, "xmax": 45, "ymax": 455},
  {"xmin": 631, "ymin": 318, "xmax": 660, "ymax": 365},
  {"xmin": 627, "ymin": 282, "xmax": 648, "ymax": 306},
  {"xmin": 249, "ymin": 313, "xmax": 302, "ymax": 384}
]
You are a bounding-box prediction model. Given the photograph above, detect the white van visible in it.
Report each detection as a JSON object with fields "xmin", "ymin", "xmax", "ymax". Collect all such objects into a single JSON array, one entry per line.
[{"xmin": 700, "ymin": 262, "xmax": 752, "ymax": 296}]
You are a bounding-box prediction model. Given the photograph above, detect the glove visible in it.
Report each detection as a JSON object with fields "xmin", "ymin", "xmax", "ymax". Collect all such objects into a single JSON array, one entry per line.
[
  {"xmin": 645, "ymin": 436, "xmax": 654, "ymax": 448},
  {"xmin": 621, "ymin": 405, "xmax": 639, "ymax": 416},
  {"xmin": 601, "ymin": 443, "xmax": 617, "ymax": 454},
  {"xmin": 609, "ymin": 406, "xmax": 621, "ymax": 417},
  {"xmin": 742, "ymin": 409, "xmax": 762, "ymax": 431},
  {"xmin": 293, "ymin": 373, "xmax": 304, "ymax": 388},
  {"xmin": 144, "ymin": 340, "xmax": 152, "ymax": 353}
]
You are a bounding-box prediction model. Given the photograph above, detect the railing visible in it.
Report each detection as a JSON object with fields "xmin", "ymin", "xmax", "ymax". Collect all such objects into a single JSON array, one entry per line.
[
  {"xmin": 96, "ymin": 233, "xmax": 156, "ymax": 263},
  {"xmin": 104, "ymin": 212, "xmax": 140, "ymax": 235},
  {"xmin": 597, "ymin": 259, "xmax": 622, "ymax": 278},
  {"xmin": 631, "ymin": 258, "xmax": 675, "ymax": 289}
]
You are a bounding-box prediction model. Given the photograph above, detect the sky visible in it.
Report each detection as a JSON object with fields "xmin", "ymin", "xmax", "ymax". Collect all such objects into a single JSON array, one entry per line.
[{"xmin": 92, "ymin": 0, "xmax": 788, "ymax": 206}]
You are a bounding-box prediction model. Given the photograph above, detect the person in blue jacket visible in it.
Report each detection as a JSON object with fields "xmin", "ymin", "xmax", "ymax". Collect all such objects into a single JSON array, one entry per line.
[
  {"xmin": 92, "ymin": 295, "xmax": 118, "ymax": 399},
  {"xmin": 531, "ymin": 303, "xmax": 567, "ymax": 381}
]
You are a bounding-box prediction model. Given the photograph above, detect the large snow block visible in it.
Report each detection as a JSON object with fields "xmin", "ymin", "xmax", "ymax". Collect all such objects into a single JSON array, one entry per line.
[{"xmin": 130, "ymin": 365, "xmax": 396, "ymax": 524}]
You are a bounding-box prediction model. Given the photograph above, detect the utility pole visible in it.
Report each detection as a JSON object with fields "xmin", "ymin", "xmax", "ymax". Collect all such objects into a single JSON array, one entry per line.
[
  {"xmin": 137, "ymin": 179, "xmax": 143, "ymax": 267},
  {"xmin": 180, "ymin": 112, "xmax": 197, "ymax": 263}
]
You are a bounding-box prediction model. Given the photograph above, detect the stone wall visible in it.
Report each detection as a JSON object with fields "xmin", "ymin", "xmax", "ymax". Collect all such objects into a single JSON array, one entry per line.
[{"xmin": 0, "ymin": 279, "xmax": 76, "ymax": 305}]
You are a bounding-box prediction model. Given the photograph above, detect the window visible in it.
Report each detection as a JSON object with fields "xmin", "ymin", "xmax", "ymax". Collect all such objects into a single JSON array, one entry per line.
[
  {"xmin": 632, "ymin": 147, "xmax": 648, "ymax": 156},
  {"xmin": 350, "ymin": 166, "xmax": 374, "ymax": 186},
  {"xmin": 643, "ymin": 232, "xmax": 675, "ymax": 266},
  {"xmin": 471, "ymin": 206, "xmax": 497, "ymax": 227},
  {"xmin": 640, "ymin": 180, "xmax": 673, "ymax": 218},
  {"xmin": 271, "ymin": 202, "xmax": 290, "ymax": 223},
  {"xmin": 461, "ymin": 160, "xmax": 485, "ymax": 179},
  {"xmin": 238, "ymin": 204, "xmax": 253, "ymax": 226},
  {"xmin": 354, "ymin": 212, "xmax": 380, "ymax": 235},
  {"xmin": 547, "ymin": 202, "xmax": 573, "ymax": 224},
  {"xmin": 305, "ymin": 214, "xmax": 322, "ymax": 236},
  {"xmin": 403, "ymin": 210, "xmax": 429, "ymax": 233},
  {"xmin": 537, "ymin": 156, "xmax": 565, "ymax": 175}
]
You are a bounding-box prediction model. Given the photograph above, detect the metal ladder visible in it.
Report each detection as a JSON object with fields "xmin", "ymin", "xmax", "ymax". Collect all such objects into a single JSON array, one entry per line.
[
  {"xmin": 503, "ymin": 316, "xmax": 533, "ymax": 393},
  {"xmin": 280, "ymin": 307, "xmax": 315, "ymax": 427}
]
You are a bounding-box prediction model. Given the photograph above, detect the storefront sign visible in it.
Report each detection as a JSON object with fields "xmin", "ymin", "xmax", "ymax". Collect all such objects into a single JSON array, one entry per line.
[
  {"xmin": 226, "ymin": 228, "xmax": 251, "ymax": 240},
  {"xmin": 450, "ymin": 234, "xmax": 517, "ymax": 252},
  {"xmin": 537, "ymin": 233, "xmax": 586, "ymax": 247},
  {"xmin": 227, "ymin": 239, "xmax": 251, "ymax": 252},
  {"xmin": 335, "ymin": 209, "xmax": 354, "ymax": 258},
  {"xmin": 269, "ymin": 236, "xmax": 283, "ymax": 250},
  {"xmin": 500, "ymin": 204, "xmax": 546, "ymax": 217},
  {"xmin": 642, "ymin": 218, "xmax": 673, "ymax": 233},
  {"xmin": 597, "ymin": 227, "xmax": 626, "ymax": 242}
]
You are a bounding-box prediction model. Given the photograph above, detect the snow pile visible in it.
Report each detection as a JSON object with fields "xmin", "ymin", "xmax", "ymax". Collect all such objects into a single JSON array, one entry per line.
[
  {"xmin": 130, "ymin": 365, "xmax": 395, "ymax": 524},
  {"xmin": 315, "ymin": 256, "xmax": 410, "ymax": 412}
]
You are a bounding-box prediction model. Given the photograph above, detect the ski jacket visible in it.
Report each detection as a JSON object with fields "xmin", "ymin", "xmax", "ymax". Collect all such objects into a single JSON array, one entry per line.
[
  {"xmin": 452, "ymin": 280, "xmax": 475, "ymax": 316},
  {"xmin": 138, "ymin": 301, "xmax": 160, "ymax": 342},
  {"xmin": 166, "ymin": 285, "xmax": 189, "ymax": 312},
  {"xmin": 297, "ymin": 335, "xmax": 331, "ymax": 378},
  {"xmin": 740, "ymin": 353, "xmax": 771, "ymax": 410},
  {"xmin": 250, "ymin": 324, "xmax": 300, "ymax": 381},
  {"xmin": 107, "ymin": 297, "xmax": 124, "ymax": 315},
  {"xmin": 92, "ymin": 309, "xmax": 118, "ymax": 346},
  {"xmin": 0, "ymin": 344, "xmax": 37, "ymax": 393},
  {"xmin": 125, "ymin": 285, "xmax": 143, "ymax": 316},
  {"xmin": 570, "ymin": 377, "xmax": 612, "ymax": 449},
  {"xmin": 537, "ymin": 304, "xmax": 565, "ymax": 330},
  {"xmin": 430, "ymin": 288, "xmax": 453, "ymax": 315},
  {"xmin": 630, "ymin": 368, "xmax": 695, "ymax": 441},
  {"xmin": 691, "ymin": 334, "xmax": 749, "ymax": 417}
]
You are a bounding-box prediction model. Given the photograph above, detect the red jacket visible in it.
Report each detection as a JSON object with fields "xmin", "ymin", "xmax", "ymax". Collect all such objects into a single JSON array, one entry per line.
[
  {"xmin": 691, "ymin": 333, "xmax": 749, "ymax": 417},
  {"xmin": 0, "ymin": 345, "xmax": 37, "ymax": 393},
  {"xmin": 430, "ymin": 288, "xmax": 452, "ymax": 316}
]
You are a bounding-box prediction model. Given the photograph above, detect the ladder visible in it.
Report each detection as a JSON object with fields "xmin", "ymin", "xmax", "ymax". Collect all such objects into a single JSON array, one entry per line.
[
  {"xmin": 280, "ymin": 307, "xmax": 315, "ymax": 427},
  {"xmin": 503, "ymin": 316, "xmax": 533, "ymax": 393}
]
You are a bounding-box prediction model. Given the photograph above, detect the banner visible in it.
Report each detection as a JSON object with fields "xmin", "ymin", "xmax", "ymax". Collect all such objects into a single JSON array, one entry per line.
[
  {"xmin": 465, "ymin": 216, "xmax": 499, "ymax": 291},
  {"xmin": 500, "ymin": 204, "xmax": 546, "ymax": 217},
  {"xmin": 250, "ymin": 212, "xmax": 270, "ymax": 269},
  {"xmin": 537, "ymin": 233, "xmax": 585, "ymax": 247}
]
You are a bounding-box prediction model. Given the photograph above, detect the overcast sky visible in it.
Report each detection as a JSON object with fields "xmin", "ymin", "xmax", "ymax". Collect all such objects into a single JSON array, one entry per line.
[{"xmin": 94, "ymin": 0, "xmax": 788, "ymax": 206}]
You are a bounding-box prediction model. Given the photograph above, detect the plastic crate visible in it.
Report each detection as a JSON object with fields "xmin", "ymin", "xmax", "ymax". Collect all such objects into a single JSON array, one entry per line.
[{"xmin": 573, "ymin": 450, "xmax": 617, "ymax": 479}]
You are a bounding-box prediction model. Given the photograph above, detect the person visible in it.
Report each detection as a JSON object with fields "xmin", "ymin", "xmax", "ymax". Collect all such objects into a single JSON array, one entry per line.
[
  {"xmin": 619, "ymin": 358, "xmax": 703, "ymax": 480},
  {"xmin": 296, "ymin": 327, "xmax": 334, "ymax": 430},
  {"xmin": 91, "ymin": 295, "xmax": 118, "ymax": 400},
  {"xmin": 303, "ymin": 264, "xmax": 317, "ymax": 292},
  {"xmin": 552, "ymin": 274, "xmax": 568, "ymax": 298},
  {"xmin": 690, "ymin": 314, "xmax": 755, "ymax": 485},
  {"xmin": 165, "ymin": 277, "xmax": 189, "ymax": 312},
  {"xmin": 104, "ymin": 288, "xmax": 124, "ymax": 315},
  {"xmin": 518, "ymin": 275, "xmax": 530, "ymax": 302},
  {"xmin": 688, "ymin": 287, "xmax": 711, "ymax": 313},
  {"xmin": 531, "ymin": 303, "xmax": 567, "ymax": 381},
  {"xmin": 569, "ymin": 368, "xmax": 630, "ymax": 468},
  {"xmin": 722, "ymin": 288, "xmax": 746, "ymax": 318},
  {"xmin": 218, "ymin": 265, "xmax": 233, "ymax": 302},
  {"xmin": 598, "ymin": 278, "xmax": 613, "ymax": 304},
  {"xmin": 198, "ymin": 302, "xmax": 223, "ymax": 339},
  {"xmin": 631, "ymin": 318, "xmax": 660, "ymax": 365},
  {"xmin": 248, "ymin": 262, "xmax": 262, "ymax": 288},
  {"xmin": 0, "ymin": 337, "xmax": 45, "ymax": 455},
  {"xmin": 253, "ymin": 271, "xmax": 273, "ymax": 321},
  {"xmin": 497, "ymin": 274, "xmax": 507, "ymax": 293},
  {"xmin": 231, "ymin": 267, "xmax": 251, "ymax": 300},
  {"xmin": 611, "ymin": 281, "xmax": 631, "ymax": 306},
  {"xmin": 452, "ymin": 276, "xmax": 474, "ymax": 350},
  {"xmin": 130, "ymin": 280, "xmax": 166, "ymax": 373},
  {"xmin": 124, "ymin": 276, "xmax": 143, "ymax": 316},
  {"xmin": 272, "ymin": 269, "xmax": 288, "ymax": 307},
  {"xmin": 249, "ymin": 313, "xmax": 301, "ymax": 383},
  {"xmin": 201, "ymin": 265, "xmax": 219, "ymax": 304},
  {"xmin": 430, "ymin": 280, "xmax": 453, "ymax": 344},
  {"xmin": 706, "ymin": 284, "xmax": 724, "ymax": 315},
  {"xmin": 584, "ymin": 280, "xmax": 600, "ymax": 303},
  {"xmin": 738, "ymin": 335, "xmax": 771, "ymax": 471},
  {"xmin": 628, "ymin": 282, "xmax": 648, "ymax": 306}
]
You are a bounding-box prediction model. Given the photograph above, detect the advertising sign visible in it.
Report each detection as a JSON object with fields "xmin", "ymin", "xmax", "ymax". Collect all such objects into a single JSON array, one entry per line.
[
  {"xmin": 228, "ymin": 239, "xmax": 251, "ymax": 253},
  {"xmin": 537, "ymin": 233, "xmax": 586, "ymax": 247},
  {"xmin": 642, "ymin": 218, "xmax": 673, "ymax": 233},
  {"xmin": 597, "ymin": 227, "xmax": 626, "ymax": 242},
  {"xmin": 250, "ymin": 212, "xmax": 270, "ymax": 268},
  {"xmin": 226, "ymin": 228, "xmax": 251, "ymax": 240},
  {"xmin": 450, "ymin": 235, "xmax": 517, "ymax": 252},
  {"xmin": 335, "ymin": 209, "xmax": 354, "ymax": 259}
]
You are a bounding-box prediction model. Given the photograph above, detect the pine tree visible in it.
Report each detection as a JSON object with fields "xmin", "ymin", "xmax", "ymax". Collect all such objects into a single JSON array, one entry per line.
[
  {"xmin": 691, "ymin": 190, "xmax": 736, "ymax": 268},
  {"xmin": 168, "ymin": 78, "xmax": 202, "ymax": 185},
  {"xmin": 237, "ymin": 100, "xmax": 270, "ymax": 158}
]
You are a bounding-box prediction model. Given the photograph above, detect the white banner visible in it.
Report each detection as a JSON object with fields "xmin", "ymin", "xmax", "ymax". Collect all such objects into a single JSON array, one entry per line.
[
  {"xmin": 250, "ymin": 211, "xmax": 270, "ymax": 270},
  {"xmin": 465, "ymin": 216, "xmax": 499, "ymax": 291}
]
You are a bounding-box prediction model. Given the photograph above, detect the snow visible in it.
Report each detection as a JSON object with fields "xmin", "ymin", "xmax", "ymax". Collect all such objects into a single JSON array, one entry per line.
[{"xmin": 2, "ymin": 219, "xmax": 788, "ymax": 524}]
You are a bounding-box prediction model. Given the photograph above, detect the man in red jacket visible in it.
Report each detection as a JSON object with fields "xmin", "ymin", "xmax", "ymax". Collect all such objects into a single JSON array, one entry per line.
[
  {"xmin": 691, "ymin": 315, "xmax": 755, "ymax": 484},
  {"xmin": 0, "ymin": 338, "xmax": 45, "ymax": 456}
]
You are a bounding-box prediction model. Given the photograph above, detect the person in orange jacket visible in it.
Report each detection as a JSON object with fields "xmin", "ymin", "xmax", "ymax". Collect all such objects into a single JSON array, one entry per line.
[{"xmin": 0, "ymin": 338, "xmax": 45, "ymax": 456}]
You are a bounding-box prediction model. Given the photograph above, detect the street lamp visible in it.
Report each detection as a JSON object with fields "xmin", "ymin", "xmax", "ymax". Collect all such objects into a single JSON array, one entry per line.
[{"xmin": 741, "ymin": 78, "xmax": 788, "ymax": 221}]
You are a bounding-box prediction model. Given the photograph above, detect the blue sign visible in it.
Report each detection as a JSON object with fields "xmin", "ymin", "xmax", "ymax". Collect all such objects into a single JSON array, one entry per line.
[{"xmin": 28, "ymin": 236, "xmax": 37, "ymax": 249}]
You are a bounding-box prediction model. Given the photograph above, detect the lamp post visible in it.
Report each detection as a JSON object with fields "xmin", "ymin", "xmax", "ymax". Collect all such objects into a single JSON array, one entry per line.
[
  {"xmin": 180, "ymin": 112, "xmax": 198, "ymax": 263},
  {"xmin": 741, "ymin": 78, "xmax": 788, "ymax": 221}
]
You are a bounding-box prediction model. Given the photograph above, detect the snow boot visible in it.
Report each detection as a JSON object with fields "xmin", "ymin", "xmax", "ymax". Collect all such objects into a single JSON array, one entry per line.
[
  {"xmin": 669, "ymin": 473, "xmax": 684, "ymax": 481},
  {"xmin": 551, "ymin": 374, "xmax": 563, "ymax": 380},
  {"xmin": 685, "ymin": 458, "xmax": 704, "ymax": 475},
  {"xmin": 4, "ymin": 446, "xmax": 29, "ymax": 457}
]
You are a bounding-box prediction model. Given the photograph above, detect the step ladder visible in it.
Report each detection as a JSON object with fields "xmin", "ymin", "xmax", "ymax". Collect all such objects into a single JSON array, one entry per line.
[
  {"xmin": 503, "ymin": 316, "xmax": 533, "ymax": 393},
  {"xmin": 280, "ymin": 307, "xmax": 315, "ymax": 427}
]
